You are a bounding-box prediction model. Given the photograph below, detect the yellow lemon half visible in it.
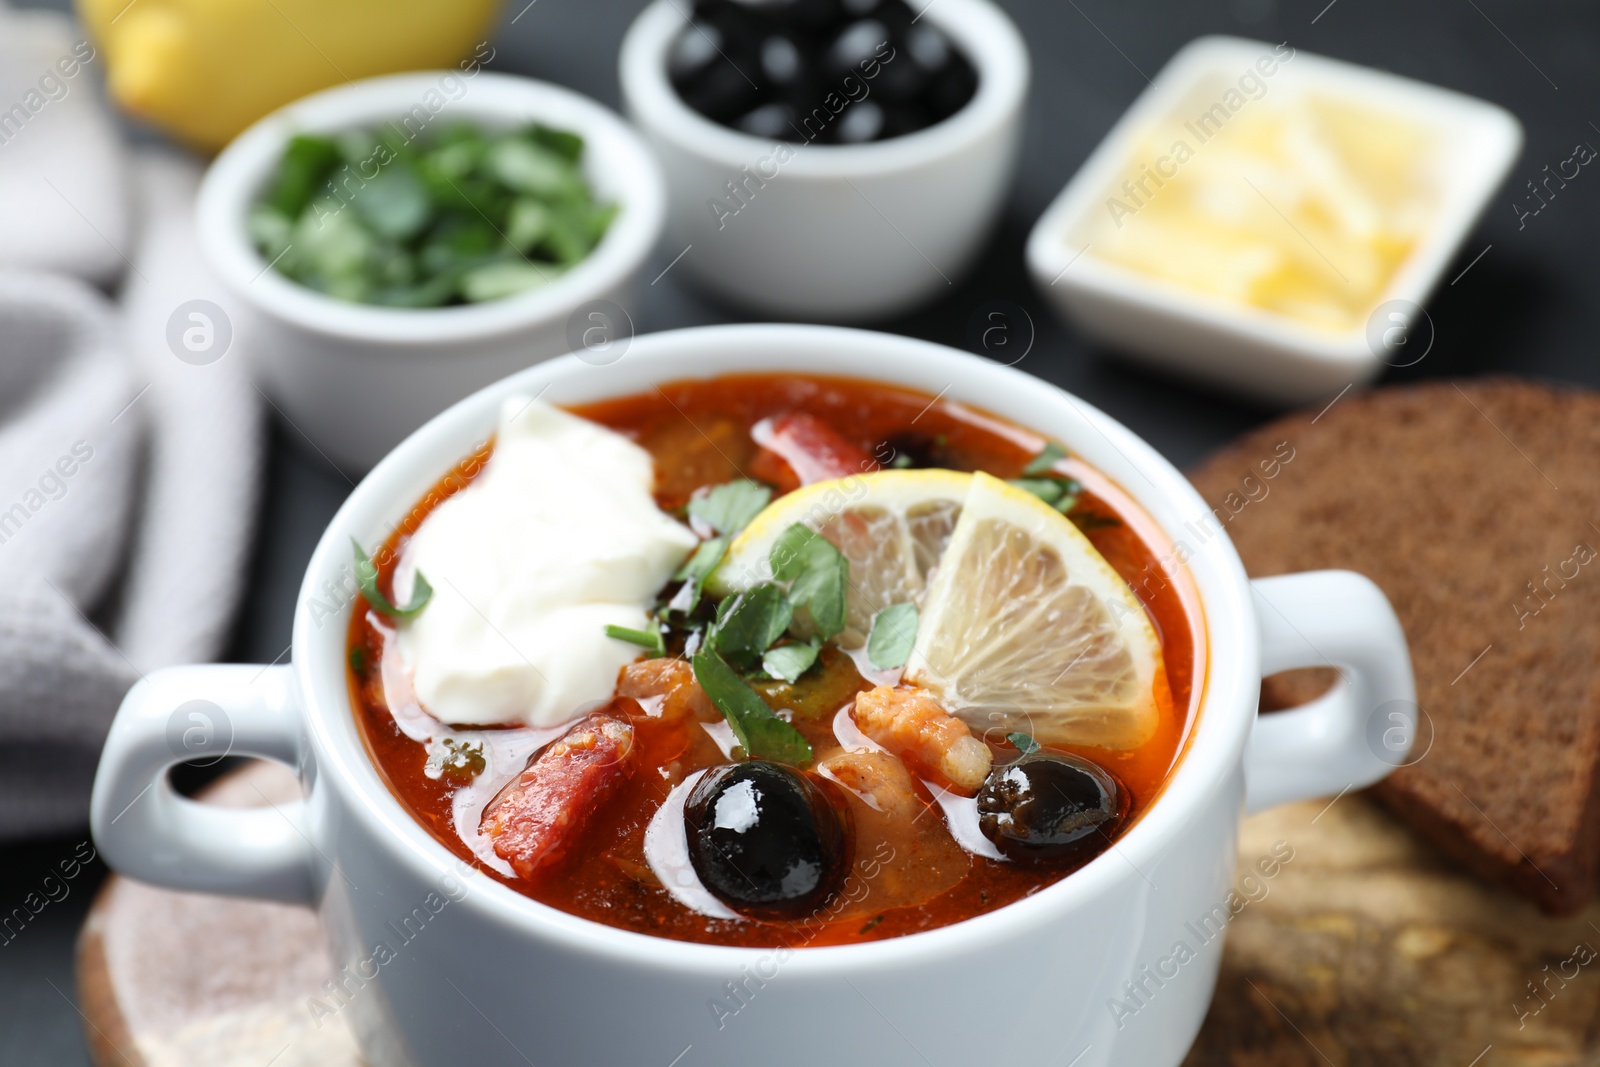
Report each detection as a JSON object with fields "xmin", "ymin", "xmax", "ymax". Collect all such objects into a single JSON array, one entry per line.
[{"xmin": 77, "ymin": 0, "xmax": 502, "ymax": 151}]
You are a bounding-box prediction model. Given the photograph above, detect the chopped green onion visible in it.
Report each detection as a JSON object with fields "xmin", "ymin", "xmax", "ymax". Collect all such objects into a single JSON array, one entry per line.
[{"xmin": 605, "ymin": 624, "xmax": 666, "ymax": 657}]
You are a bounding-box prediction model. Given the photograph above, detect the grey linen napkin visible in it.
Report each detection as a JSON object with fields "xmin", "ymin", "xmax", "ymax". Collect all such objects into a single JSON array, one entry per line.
[{"xmin": 0, "ymin": 151, "xmax": 263, "ymax": 839}]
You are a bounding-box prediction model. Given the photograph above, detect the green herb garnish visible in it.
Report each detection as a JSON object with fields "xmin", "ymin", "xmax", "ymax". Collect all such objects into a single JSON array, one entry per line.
[
  {"xmin": 669, "ymin": 536, "xmax": 728, "ymax": 614},
  {"xmin": 250, "ymin": 122, "xmax": 614, "ymax": 308},
  {"xmin": 425, "ymin": 738, "xmax": 487, "ymax": 782},
  {"xmin": 1010, "ymin": 477, "xmax": 1064, "ymax": 504},
  {"xmin": 688, "ymin": 480, "xmax": 771, "ymax": 537},
  {"xmin": 1007, "ymin": 731, "xmax": 1040, "ymax": 756},
  {"xmin": 352, "ymin": 538, "xmax": 432, "ymax": 618},
  {"xmin": 692, "ymin": 648, "xmax": 812, "ymax": 765},
  {"xmin": 605, "ymin": 624, "xmax": 666, "ymax": 657},
  {"xmin": 770, "ymin": 523, "xmax": 849, "ymax": 640},
  {"xmin": 348, "ymin": 645, "xmax": 367, "ymax": 675},
  {"xmin": 1022, "ymin": 441, "xmax": 1068, "ymax": 476},
  {"xmin": 866, "ymin": 603, "xmax": 919, "ymax": 670},
  {"xmin": 711, "ymin": 583, "xmax": 794, "ymax": 670},
  {"xmin": 263, "ymin": 134, "xmax": 341, "ymax": 218},
  {"xmin": 762, "ymin": 640, "xmax": 820, "ymax": 684},
  {"xmin": 1009, "ymin": 476, "xmax": 1082, "ymax": 514},
  {"xmin": 1071, "ymin": 513, "xmax": 1123, "ymax": 533}
]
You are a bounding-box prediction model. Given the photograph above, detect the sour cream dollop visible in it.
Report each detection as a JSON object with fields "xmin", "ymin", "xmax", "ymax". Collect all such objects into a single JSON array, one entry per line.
[{"xmin": 394, "ymin": 398, "xmax": 698, "ymax": 727}]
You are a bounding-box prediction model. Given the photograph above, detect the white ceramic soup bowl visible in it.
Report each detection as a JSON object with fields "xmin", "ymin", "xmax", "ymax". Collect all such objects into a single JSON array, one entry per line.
[
  {"xmin": 198, "ymin": 70, "xmax": 666, "ymax": 473},
  {"xmin": 91, "ymin": 324, "xmax": 1414, "ymax": 1067},
  {"xmin": 619, "ymin": 0, "xmax": 1028, "ymax": 321}
]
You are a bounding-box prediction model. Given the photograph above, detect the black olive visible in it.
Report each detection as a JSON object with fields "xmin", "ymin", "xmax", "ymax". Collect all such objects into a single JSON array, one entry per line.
[
  {"xmin": 675, "ymin": 60, "xmax": 762, "ymax": 124},
  {"xmin": 771, "ymin": 0, "xmax": 845, "ymax": 32},
  {"xmin": 674, "ymin": 0, "xmax": 979, "ymax": 143},
  {"xmin": 976, "ymin": 752, "xmax": 1128, "ymax": 867},
  {"xmin": 925, "ymin": 58, "xmax": 978, "ymax": 121},
  {"xmin": 879, "ymin": 101, "xmax": 932, "ymax": 141},
  {"xmin": 905, "ymin": 24, "xmax": 950, "ymax": 72},
  {"xmin": 667, "ymin": 20, "xmax": 724, "ymax": 81},
  {"xmin": 684, "ymin": 761, "xmax": 853, "ymax": 920},
  {"xmin": 737, "ymin": 101, "xmax": 799, "ymax": 139},
  {"xmin": 760, "ymin": 35, "xmax": 804, "ymax": 86},
  {"xmin": 870, "ymin": 44, "xmax": 929, "ymax": 103},
  {"xmin": 828, "ymin": 19, "xmax": 890, "ymax": 71},
  {"xmin": 834, "ymin": 101, "xmax": 885, "ymax": 143}
]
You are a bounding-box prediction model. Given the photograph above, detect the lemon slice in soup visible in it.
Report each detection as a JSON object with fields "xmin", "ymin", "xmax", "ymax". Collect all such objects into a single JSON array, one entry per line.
[
  {"xmin": 710, "ymin": 469, "xmax": 970, "ymax": 648},
  {"xmin": 904, "ymin": 472, "xmax": 1167, "ymax": 750}
]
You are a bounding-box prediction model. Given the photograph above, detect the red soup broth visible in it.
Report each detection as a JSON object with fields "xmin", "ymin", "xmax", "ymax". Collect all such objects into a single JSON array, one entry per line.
[{"xmin": 347, "ymin": 374, "xmax": 1205, "ymax": 948}]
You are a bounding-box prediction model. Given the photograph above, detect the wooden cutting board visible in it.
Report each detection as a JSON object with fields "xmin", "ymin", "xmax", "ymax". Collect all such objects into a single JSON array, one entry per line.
[
  {"xmin": 76, "ymin": 762, "xmax": 1600, "ymax": 1067},
  {"xmin": 77, "ymin": 762, "xmax": 363, "ymax": 1067}
]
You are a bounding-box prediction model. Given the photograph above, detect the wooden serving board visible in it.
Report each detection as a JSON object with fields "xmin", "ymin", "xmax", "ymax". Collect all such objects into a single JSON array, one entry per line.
[
  {"xmin": 77, "ymin": 762, "xmax": 363, "ymax": 1067},
  {"xmin": 77, "ymin": 762, "xmax": 1600, "ymax": 1067}
]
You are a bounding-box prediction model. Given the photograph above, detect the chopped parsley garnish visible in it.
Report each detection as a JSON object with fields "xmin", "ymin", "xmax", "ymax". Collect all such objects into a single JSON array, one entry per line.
[
  {"xmin": 605, "ymin": 624, "xmax": 666, "ymax": 657},
  {"xmin": 1007, "ymin": 731, "xmax": 1041, "ymax": 756},
  {"xmin": 250, "ymin": 124, "xmax": 615, "ymax": 308},
  {"xmin": 348, "ymin": 645, "xmax": 367, "ymax": 675},
  {"xmin": 866, "ymin": 603, "xmax": 919, "ymax": 670},
  {"xmin": 352, "ymin": 538, "xmax": 432, "ymax": 618},
  {"xmin": 1021, "ymin": 440, "xmax": 1068, "ymax": 476},
  {"xmin": 688, "ymin": 480, "xmax": 771, "ymax": 537},
  {"xmin": 762, "ymin": 640, "xmax": 820, "ymax": 683},
  {"xmin": 668, "ymin": 536, "xmax": 728, "ymax": 614},
  {"xmin": 692, "ymin": 648, "xmax": 812, "ymax": 765},
  {"xmin": 1009, "ymin": 476, "xmax": 1082, "ymax": 514},
  {"xmin": 770, "ymin": 523, "xmax": 849, "ymax": 640},
  {"xmin": 710, "ymin": 583, "xmax": 793, "ymax": 670}
]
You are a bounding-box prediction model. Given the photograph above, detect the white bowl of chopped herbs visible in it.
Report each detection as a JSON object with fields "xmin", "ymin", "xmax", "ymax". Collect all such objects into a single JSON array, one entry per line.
[{"xmin": 198, "ymin": 71, "xmax": 665, "ymax": 472}]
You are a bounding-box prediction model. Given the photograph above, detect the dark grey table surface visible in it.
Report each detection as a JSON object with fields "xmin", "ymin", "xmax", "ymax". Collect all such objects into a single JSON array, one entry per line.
[{"xmin": 5, "ymin": 0, "xmax": 1598, "ymax": 1061}]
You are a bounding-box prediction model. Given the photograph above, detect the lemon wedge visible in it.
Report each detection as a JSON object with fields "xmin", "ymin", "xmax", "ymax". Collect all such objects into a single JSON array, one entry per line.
[
  {"xmin": 904, "ymin": 473, "xmax": 1166, "ymax": 750},
  {"xmin": 710, "ymin": 468, "xmax": 1168, "ymax": 750},
  {"xmin": 709, "ymin": 469, "xmax": 970, "ymax": 648}
]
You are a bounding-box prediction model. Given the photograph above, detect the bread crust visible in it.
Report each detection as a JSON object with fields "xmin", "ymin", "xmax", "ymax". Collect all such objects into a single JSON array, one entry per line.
[{"xmin": 1189, "ymin": 378, "xmax": 1600, "ymax": 915}]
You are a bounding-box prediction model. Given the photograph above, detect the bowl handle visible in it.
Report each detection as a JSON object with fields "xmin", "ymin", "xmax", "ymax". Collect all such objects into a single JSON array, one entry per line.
[
  {"xmin": 1243, "ymin": 571, "xmax": 1417, "ymax": 814},
  {"xmin": 90, "ymin": 664, "xmax": 316, "ymax": 905}
]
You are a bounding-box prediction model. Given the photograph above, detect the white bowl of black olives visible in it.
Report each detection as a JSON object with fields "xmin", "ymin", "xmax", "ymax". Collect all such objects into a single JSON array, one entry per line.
[{"xmin": 620, "ymin": 0, "xmax": 1029, "ymax": 320}]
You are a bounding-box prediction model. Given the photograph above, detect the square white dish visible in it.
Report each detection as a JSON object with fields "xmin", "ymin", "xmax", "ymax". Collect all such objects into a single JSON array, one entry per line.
[{"xmin": 1026, "ymin": 35, "xmax": 1523, "ymax": 405}]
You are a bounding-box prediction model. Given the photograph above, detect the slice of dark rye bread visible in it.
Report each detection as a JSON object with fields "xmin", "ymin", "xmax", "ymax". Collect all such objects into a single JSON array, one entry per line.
[{"xmin": 1187, "ymin": 378, "xmax": 1600, "ymax": 915}]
